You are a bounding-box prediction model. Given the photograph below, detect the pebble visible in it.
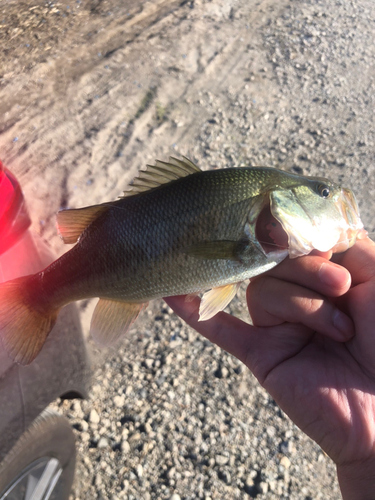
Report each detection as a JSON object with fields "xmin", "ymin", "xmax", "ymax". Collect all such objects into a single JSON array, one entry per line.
[
  {"xmin": 113, "ymin": 395, "xmax": 125, "ymax": 408},
  {"xmin": 81, "ymin": 432, "xmax": 90, "ymax": 443},
  {"xmin": 280, "ymin": 456, "xmax": 291, "ymax": 469},
  {"xmin": 121, "ymin": 439, "xmax": 130, "ymax": 453},
  {"xmin": 136, "ymin": 464, "xmax": 143, "ymax": 478},
  {"xmin": 215, "ymin": 455, "xmax": 229, "ymax": 466},
  {"xmin": 144, "ymin": 358, "xmax": 154, "ymax": 369},
  {"xmin": 97, "ymin": 437, "xmax": 109, "ymax": 449},
  {"xmin": 214, "ymin": 364, "xmax": 229, "ymax": 379},
  {"xmin": 89, "ymin": 409, "xmax": 100, "ymax": 424},
  {"xmin": 259, "ymin": 481, "xmax": 269, "ymax": 494}
]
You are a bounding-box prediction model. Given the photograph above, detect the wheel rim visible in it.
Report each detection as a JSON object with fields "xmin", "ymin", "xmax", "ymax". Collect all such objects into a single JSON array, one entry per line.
[{"xmin": 0, "ymin": 457, "xmax": 63, "ymax": 500}]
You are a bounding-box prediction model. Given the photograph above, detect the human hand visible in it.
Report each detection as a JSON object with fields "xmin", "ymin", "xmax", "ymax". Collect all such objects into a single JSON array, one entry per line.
[{"xmin": 165, "ymin": 237, "xmax": 375, "ymax": 499}]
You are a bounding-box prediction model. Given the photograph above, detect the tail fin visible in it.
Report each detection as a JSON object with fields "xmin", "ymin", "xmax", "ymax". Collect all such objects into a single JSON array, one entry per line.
[{"xmin": 0, "ymin": 277, "xmax": 58, "ymax": 365}]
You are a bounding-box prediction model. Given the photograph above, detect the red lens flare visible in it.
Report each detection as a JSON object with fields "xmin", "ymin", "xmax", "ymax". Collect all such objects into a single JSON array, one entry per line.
[
  {"xmin": 0, "ymin": 161, "xmax": 31, "ymax": 256},
  {"xmin": 0, "ymin": 161, "xmax": 15, "ymax": 221}
]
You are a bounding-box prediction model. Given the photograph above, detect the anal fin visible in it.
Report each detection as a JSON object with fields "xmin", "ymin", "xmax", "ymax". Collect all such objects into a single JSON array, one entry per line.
[
  {"xmin": 90, "ymin": 299, "xmax": 147, "ymax": 347},
  {"xmin": 199, "ymin": 283, "xmax": 241, "ymax": 321}
]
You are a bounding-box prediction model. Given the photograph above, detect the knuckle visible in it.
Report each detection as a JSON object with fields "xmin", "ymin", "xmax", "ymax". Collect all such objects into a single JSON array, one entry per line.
[{"xmin": 298, "ymin": 296, "xmax": 324, "ymax": 315}]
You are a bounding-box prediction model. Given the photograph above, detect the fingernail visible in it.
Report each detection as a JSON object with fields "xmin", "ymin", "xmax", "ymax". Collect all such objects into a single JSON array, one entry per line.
[
  {"xmin": 333, "ymin": 309, "xmax": 354, "ymax": 340},
  {"xmin": 319, "ymin": 262, "xmax": 350, "ymax": 289}
]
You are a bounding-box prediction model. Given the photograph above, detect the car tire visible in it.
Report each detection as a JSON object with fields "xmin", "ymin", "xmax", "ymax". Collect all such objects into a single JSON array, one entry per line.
[{"xmin": 0, "ymin": 408, "xmax": 76, "ymax": 500}]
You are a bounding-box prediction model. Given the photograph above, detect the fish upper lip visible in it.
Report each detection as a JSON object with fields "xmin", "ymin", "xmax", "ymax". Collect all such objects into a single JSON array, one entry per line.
[
  {"xmin": 339, "ymin": 188, "xmax": 363, "ymax": 228},
  {"xmin": 334, "ymin": 188, "xmax": 364, "ymax": 250}
]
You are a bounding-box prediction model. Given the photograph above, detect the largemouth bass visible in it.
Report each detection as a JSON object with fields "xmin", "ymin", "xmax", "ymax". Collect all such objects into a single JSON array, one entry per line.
[{"xmin": 0, "ymin": 157, "xmax": 364, "ymax": 364}]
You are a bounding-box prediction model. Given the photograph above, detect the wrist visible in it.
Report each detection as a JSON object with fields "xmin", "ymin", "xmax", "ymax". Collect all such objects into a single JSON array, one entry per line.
[{"xmin": 337, "ymin": 459, "xmax": 375, "ymax": 500}]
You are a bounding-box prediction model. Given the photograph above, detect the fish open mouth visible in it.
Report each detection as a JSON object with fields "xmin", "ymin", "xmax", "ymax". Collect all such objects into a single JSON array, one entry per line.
[{"xmin": 255, "ymin": 204, "xmax": 289, "ymax": 254}]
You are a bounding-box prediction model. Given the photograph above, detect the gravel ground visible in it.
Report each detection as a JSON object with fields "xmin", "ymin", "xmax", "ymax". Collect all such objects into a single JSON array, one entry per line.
[
  {"xmin": 2, "ymin": 0, "xmax": 375, "ymax": 498},
  {"xmin": 53, "ymin": 300, "xmax": 339, "ymax": 500}
]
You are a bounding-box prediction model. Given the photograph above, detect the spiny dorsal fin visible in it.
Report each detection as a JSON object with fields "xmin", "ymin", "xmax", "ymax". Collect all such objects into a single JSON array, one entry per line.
[
  {"xmin": 57, "ymin": 203, "xmax": 110, "ymax": 244},
  {"xmin": 122, "ymin": 156, "xmax": 201, "ymax": 197}
]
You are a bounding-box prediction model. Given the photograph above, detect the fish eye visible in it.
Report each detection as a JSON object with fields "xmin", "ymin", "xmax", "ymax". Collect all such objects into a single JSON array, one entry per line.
[{"xmin": 318, "ymin": 184, "xmax": 330, "ymax": 199}]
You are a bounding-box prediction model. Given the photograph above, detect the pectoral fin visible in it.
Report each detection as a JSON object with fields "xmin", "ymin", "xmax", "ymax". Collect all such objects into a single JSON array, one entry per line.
[
  {"xmin": 90, "ymin": 299, "xmax": 147, "ymax": 347},
  {"xmin": 185, "ymin": 240, "xmax": 249, "ymax": 261},
  {"xmin": 199, "ymin": 283, "xmax": 241, "ymax": 321}
]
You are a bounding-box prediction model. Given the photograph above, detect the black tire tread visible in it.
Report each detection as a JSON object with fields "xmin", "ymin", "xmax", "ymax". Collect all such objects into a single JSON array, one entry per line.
[{"xmin": 0, "ymin": 408, "xmax": 76, "ymax": 498}]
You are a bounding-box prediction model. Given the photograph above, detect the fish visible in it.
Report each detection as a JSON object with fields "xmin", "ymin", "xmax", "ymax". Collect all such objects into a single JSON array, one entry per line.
[{"xmin": 0, "ymin": 157, "xmax": 365, "ymax": 365}]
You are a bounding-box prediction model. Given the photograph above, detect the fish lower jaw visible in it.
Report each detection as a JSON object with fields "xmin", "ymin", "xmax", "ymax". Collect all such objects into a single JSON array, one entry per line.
[{"xmin": 330, "ymin": 227, "xmax": 367, "ymax": 253}]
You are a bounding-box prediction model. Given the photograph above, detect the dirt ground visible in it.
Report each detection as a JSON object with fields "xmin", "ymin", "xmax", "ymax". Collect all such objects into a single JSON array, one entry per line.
[{"xmin": 1, "ymin": 0, "xmax": 375, "ymax": 498}]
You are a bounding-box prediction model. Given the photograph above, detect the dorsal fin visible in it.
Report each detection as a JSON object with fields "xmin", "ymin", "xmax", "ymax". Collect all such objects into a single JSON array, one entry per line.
[
  {"xmin": 122, "ymin": 156, "xmax": 201, "ymax": 197},
  {"xmin": 57, "ymin": 157, "xmax": 201, "ymax": 242},
  {"xmin": 57, "ymin": 203, "xmax": 110, "ymax": 244}
]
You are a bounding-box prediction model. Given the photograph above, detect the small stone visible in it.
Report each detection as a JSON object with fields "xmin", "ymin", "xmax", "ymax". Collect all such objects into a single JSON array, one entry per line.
[
  {"xmin": 136, "ymin": 464, "xmax": 143, "ymax": 477},
  {"xmin": 100, "ymin": 417, "xmax": 110, "ymax": 429},
  {"xmin": 97, "ymin": 437, "xmax": 109, "ymax": 448},
  {"xmin": 169, "ymin": 495, "xmax": 181, "ymax": 500},
  {"xmin": 280, "ymin": 456, "xmax": 291, "ymax": 469},
  {"xmin": 266, "ymin": 426, "xmax": 276, "ymax": 437},
  {"xmin": 71, "ymin": 400, "xmax": 83, "ymax": 417},
  {"xmin": 214, "ymin": 365, "xmax": 229, "ymax": 378},
  {"xmin": 167, "ymin": 467, "xmax": 176, "ymax": 479},
  {"xmin": 129, "ymin": 432, "xmax": 142, "ymax": 442},
  {"xmin": 89, "ymin": 409, "xmax": 100, "ymax": 424},
  {"xmin": 144, "ymin": 422, "xmax": 152, "ymax": 434},
  {"xmin": 284, "ymin": 470, "xmax": 290, "ymax": 485},
  {"xmin": 164, "ymin": 353, "xmax": 173, "ymax": 365},
  {"xmin": 129, "ymin": 471, "xmax": 137, "ymax": 481},
  {"xmin": 80, "ymin": 420, "xmax": 89, "ymax": 431},
  {"xmin": 121, "ymin": 440, "xmax": 130, "ymax": 453},
  {"xmin": 81, "ymin": 432, "xmax": 90, "ymax": 443},
  {"xmin": 215, "ymin": 455, "xmax": 229, "ymax": 466},
  {"xmin": 144, "ymin": 358, "xmax": 154, "ymax": 369},
  {"xmin": 268, "ymin": 480, "xmax": 277, "ymax": 492},
  {"xmin": 258, "ymin": 481, "xmax": 268, "ymax": 493},
  {"xmin": 245, "ymin": 474, "xmax": 254, "ymax": 487},
  {"xmin": 113, "ymin": 395, "xmax": 125, "ymax": 408}
]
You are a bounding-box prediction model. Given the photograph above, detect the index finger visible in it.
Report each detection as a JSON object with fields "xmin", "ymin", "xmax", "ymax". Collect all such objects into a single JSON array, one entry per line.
[
  {"xmin": 164, "ymin": 295, "xmax": 254, "ymax": 365},
  {"xmin": 164, "ymin": 295, "xmax": 314, "ymax": 383}
]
